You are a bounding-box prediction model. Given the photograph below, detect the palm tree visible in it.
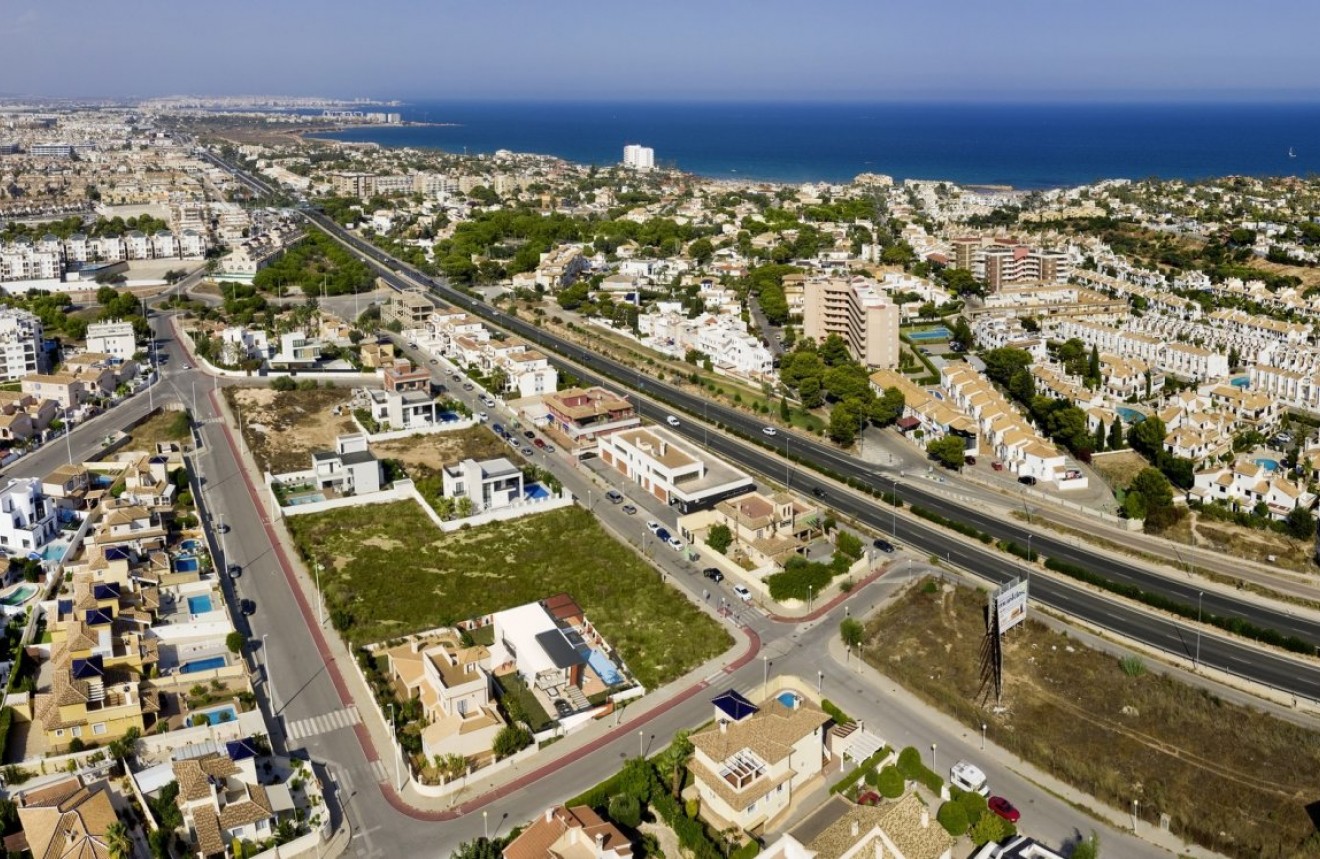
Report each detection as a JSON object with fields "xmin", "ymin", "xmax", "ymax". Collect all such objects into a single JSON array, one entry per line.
[
  {"xmin": 433, "ymin": 752, "xmax": 467, "ymax": 784},
  {"xmin": 656, "ymin": 730, "xmax": 693, "ymax": 799},
  {"xmin": 104, "ymin": 821, "xmax": 133, "ymax": 859}
]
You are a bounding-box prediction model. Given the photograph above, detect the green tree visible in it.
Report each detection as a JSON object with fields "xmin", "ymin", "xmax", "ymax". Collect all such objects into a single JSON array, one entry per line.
[
  {"xmin": 982, "ymin": 348, "xmax": 1033, "ymax": 387},
  {"xmin": 926, "ymin": 435, "xmax": 967, "ymax": 469},
  {"xmin": 950, "ymin": 316, "xmax": 974, "ymax": 349},
  {"xmin": 655, "ymin": 730, "xmax": 693, "ymax": 799},
  {"xmin": 433, "ymin": 753, "xmax": 467, "ymax": 783},
  {"xmin": 1127, "ymin": 415, "xmax": 1168, "ymax": 461},
  {"xmin": 688, "ymin": 238, "xmax": 715, "ymax": 265},
  {"xmin": 828, "ymin": 399, "xmax": 863, "ymax": 446},
  {"xmin": 1285, "ymin": 505, "xmax": 1316, "ymax": 540},
  {"xmin": 968, "ymin": 809, "xmax": 1015, "ymax": 846},
  {"xmin": 1108, "ymin": 415, "xmax": 1124, "ymax": 450},
  {"xmin": 871, "ymin": 386, "xmax": 905, "ymax": 426},
  {"xmin": 839, "ymin": 618, "xmax": 864, "ymax": 648},
  {"xmin": 936, "ymin": 801, "xmax": 969, "ymax": 836},
  {"xmin": 609, "ymin": 792, "xmax": 642, "ymax": 829},
  {"xmin": 1093, "ymin": 420, "xmax": 1106, "ymax": 454},
  {"xmin": 225, "ymin": 631, "xmax": 245, "ymax": 654},
  {"xmin": 105, "ymin": 821, "xmax": 134, "ymax": 859},
  {"xmin": 452, "ymin": 838, "xmax": 504, "ymax": 859},
  {"xmin": 492, "ymin": 725, "xmax": 532, "ymax": 759},
  {"xmin": 456, "ymin": 496, "xmax": 475, "ymax": 518},
  {"xmin": 818, "ymin": 334, "xmax": 852, "ymax": 367},
  {"xmin": 1071, "ymin": 831, "xmax": 1101, "ymax": 859},
  {"xmin": 779, "ymin": 396, "xmax": 791, "ymax": 422},
  {"xmin": 706, "ymin": 523, "xmax": 733, "ymax": 554},
  {"xmin": 1086, "ymin": 345, "xmax": 1101, "ymax": 387},
  {"xmin": 835, "ymin": 530, "xmax": 863, "ymax": 561},
  {"xmin": 798, "ymin": 375, "xmax": 824, "ymax": 409},
  {"xmin": 875, "ymin": 765, "xmax": 904, "ymax": 799}
]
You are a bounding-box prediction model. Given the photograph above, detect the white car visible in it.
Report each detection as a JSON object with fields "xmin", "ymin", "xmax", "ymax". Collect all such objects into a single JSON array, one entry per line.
[
  {"xmin": 733, "ymin": 585, "xmax": 752, "ymax": 602},
  {"xmin": 667, "ymin": 536, "xmax": 684, "ymax": 551},
  {"xmin": 646, "ymin": 520, "xmax": 662, "ymax": 534},
  {"xmin": 476, "ymin": 411, "xmax": 488, "ymax": 422},
  {"xmin": 762, "ymin": 426, "xmax": 778, "ymax": 436},
  {"xmin": 483, "ymin": 397, "xmax": 496, "ymax": 408},
  {"xmin": 666, "ymin": 415, "xmax": 681, "ymax": 427}
]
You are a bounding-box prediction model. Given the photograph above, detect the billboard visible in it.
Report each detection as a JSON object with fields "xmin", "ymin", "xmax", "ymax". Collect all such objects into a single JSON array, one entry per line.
[{"xmin": 993, "ymin": 579, "xmax": 1029, "ymax": 634}]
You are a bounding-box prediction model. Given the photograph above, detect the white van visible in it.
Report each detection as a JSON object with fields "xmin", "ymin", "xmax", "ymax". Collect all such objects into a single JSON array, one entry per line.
[{"xmin": 949, "ymin": 759, "xmax": 989, "ymax": 796}]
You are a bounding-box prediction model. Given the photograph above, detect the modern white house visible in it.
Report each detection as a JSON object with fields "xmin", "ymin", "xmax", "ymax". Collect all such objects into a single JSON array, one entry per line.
[
  {"xmin": 367, "ymin": 388, "xmax": 442, "ymax": 431},
  {"xmin": 0, "ymin": 477, "xmax": 58, "ymax": 555},
  {"xmin": 441, "ymin": 458, "xmax": 524, "ymax": 510},
  {"xmin": 85, "ymin": 319, "xmax": 137, "ymax": 361},
  {"xmin": 598, "ymin": 426, "xmax": 754, "ymax": 512},
  {"xmin": 270, "ymin": 331, "xmax": 322, "ymax": 368},
  {"xmin": 489, "ymin": 602, "xmax": 587, "ymax": 692},
  {"xmin": 311, "ymin": 434, "xmax": 383, "ymax": 496}
]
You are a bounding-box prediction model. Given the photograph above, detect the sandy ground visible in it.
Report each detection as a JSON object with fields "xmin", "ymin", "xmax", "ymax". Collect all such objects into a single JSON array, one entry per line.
[
  {"xmin": 371, "ymin": 427, "xmax": 509, "ymax": 473},
  {"xmin": 230, "ymin": 387, "xmax": 357, "ymax": 474}
]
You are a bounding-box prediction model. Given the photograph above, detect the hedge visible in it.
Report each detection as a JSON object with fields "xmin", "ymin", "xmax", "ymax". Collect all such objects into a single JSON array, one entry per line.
[
  {"xmin": 820, "ymin": 699, "xmax": 852, "ymax": 726},
  {"xmin": 1043, "ymin": 557, "xmax": 1317, "ymax": 656},
  {"xmin": 997, "ymin": 539, "xmax": 1037, "ymax": 562},
  {"xmin": 730, "ymin": 840, "xmax": 762, "ymax": 859},
  {"xmin": 829, "ymin": 747, "xmax": 891, "ymax": 795},
  {"xmin": 895, "ymin": 745, "xmax": 944, "ymax": 793},
  {"xmin": 910, "ymin": 505, "xmax": 994, "ymax": 544},
  {"xmin": 0, "ymin": 706, "xmax": 12, "ymax": 764},
  {"xmin": 937, "ymin": 801, "xmax": 969, "ymax": 836}
]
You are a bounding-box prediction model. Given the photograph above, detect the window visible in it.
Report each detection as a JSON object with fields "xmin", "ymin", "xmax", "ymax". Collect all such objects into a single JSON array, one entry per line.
[
  {"xmin": 71, "ymin": 726, "xmax": 82, "ymax": 737},
  {"xmin": 92, "ymin": 723, "xmax": 107, "ymax": 735},
  {"xmin": 54, "ymin": 729, "xmax": 64, "ymax": 737}
]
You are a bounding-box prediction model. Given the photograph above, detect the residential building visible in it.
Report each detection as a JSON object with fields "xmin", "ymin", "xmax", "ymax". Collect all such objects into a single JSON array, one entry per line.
[
  {"xmin": 536, "ymin": 387, "xmax": 639, "ymax": 458},
  {"xmin": 709, "ymin": 491, "xmax": 820, "ymax": 548},
  {"xmin": 489, "ymin": 601, "xmax": 587, "ymax": 691},
  {"xmin": 761, "ymin": 793, "xmax": 954, "ymax": 859},
  {"xmin": 0, "ymin": 308, "xmax": 46, "ymax": 380},
  {"xmin": 1191, "ymin": 459, "xmax": 1314, "ymax": 519},
  {"xmin": 270, "ymin": 331, "xmax": 322, "ymax": 368},
  {"xmin": 359, "ymin": 341, "xmax": 396, "ymax": 369},
  {"xmin": 21, "ymin": 372, "xmax": 86, "ymax": 409},
  {"xmin": 367, "ymin": 388, "xmax": 442, "ymax": 431},
  {"xmin": 503, "ymin": 805, "xmax": 634, "ymax": 859},
  {"xmin": 312, "ymin": 434, "xmax": 383, "ymax": 495},
  {"xmin": 441, "ymin": 457, "xmax": 525, "ymax": 510},
  {"xmin": 173, "ymin": 750, "xmax": 288, "ymax": 855},
  {"xmin": 15, "ymin": 778, "xmax": 120, "ymax": 859},
  {"xmin": 41, "ymin": 463, "xmax": 92, "ymax": 511},
  {"xmin": 689, "ymin": 690, "xmax": 830, "ymax": 831},
  {"xmin": 535, "ymin": 246, "xmax": 589, "ymax": 290},
  {"xmin": 219, "ymin": 326, "xmax": 271, "ymax": 365},
  {"xmin": 622, "ymin": 144, "xmax": 655, "ymax": 170},
  {"xmin": 598, "ymin": 426, "xmax": 754, "ymax": 513},
  {"xmin": 386, "ymin": 633, "xmax": 505, "ymax": 760},
  {"xmin": 383, "ymin": 361, "xmax": 432, "ymax": 393},
  {"xmin": 0, "ymin": 477, "xmax": 57, "ymax": 554},
  {"xmin": 85, "ymin": 319, "xmax": 137, "ymax": 360},
  {"xmin": 382, "ymin": 287, "xmax": 437, "ymax": 329},
  {"xmin": 801, "ymin": 277, "xmax": 900, "ymax": 368}
]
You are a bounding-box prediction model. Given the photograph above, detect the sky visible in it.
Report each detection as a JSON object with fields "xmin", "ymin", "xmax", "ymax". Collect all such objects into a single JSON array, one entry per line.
[{"xmin": 5, "ymin": 0, "xmax": 1320, "ymax": 102}]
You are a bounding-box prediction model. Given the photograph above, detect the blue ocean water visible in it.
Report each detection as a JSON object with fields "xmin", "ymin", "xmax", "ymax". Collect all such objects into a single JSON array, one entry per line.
[{"xmin": 311, "ymin": 101, "xmax": 1320, "ymax": 189}]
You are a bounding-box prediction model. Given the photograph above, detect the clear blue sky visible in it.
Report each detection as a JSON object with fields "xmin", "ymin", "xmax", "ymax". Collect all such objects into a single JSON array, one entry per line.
[{"xmin": 6, "ymin": 0, "xmax": 1320, "ymax": 101}]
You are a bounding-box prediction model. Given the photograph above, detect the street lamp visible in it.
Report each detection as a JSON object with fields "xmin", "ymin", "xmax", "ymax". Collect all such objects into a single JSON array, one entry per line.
[
  {"xmin": 930, "ymin": 743, "xmax": 937, "ymax": 773},
  {"xmin": 981, "ymin": 723, "xmax": 987, "ymax": 750},
  {"xmin": 1195, "ymin": 591, "xmax": 1204, "ymax": 669},
  {"xmin": 315, "ymin": 561, "xmax": 324, "ymax": 628},
  {"xmin": 262, "ymin": 633, "xmax": 278, "ymax": 713},
  {"xmin": 817, "ymin": 670, "xmax": 823, "ymax": 694},
  {"xmin": 890, "ymin": 476, "xmax": 898, "ymax": 537},
  {"xmin": 762, "ymin": 655, "xmax": 769, "ymax": 699},
  {"xmin": 483, "ymin": 810, "xmax": 489, "ymax": 841},
  {"xmin": 62, "ymin": 406, "xmax": 73, "ymax": 466},
  {"xmin": 638, "ymin": 730, "xmax": 644, "ymax": 759},
  {"xmin": 807, "ymin": 584, "xmax": 813, "ymax": 612}
]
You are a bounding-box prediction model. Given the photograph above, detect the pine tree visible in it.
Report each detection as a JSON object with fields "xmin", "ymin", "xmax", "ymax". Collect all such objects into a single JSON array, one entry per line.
[
  {"xmin": 1108, "ymin": 415, "xmax": 1124, "ymax": 450},
  {"xmin": 1094, "ymin": 420, "xmax": 1106, "ymax": 453}
]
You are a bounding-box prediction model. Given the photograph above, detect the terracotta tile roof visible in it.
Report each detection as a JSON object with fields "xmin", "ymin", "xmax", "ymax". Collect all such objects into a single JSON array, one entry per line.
[
  {"xmin": 16, "ymin": 780, "xmax": 118, "ymax": 859},
  {"xmin": 797, "ymin": 794, "xmax": 953, "ymax": 859},
  {"xmin": 503, "ymin": 805, "xmax": 632, "ymax": 859}
]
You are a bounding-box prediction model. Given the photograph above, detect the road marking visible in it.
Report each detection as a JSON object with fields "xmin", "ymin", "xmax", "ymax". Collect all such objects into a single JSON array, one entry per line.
[
  {"xmin": 286, "ymin": 705, "xmax": 362, "ymax": 740},
  {"xmin": 370, "ymin": 759, "xmax": 389, "ymax": 782},
  {"xmin": 702, "ymin": 669, "xmax": 725, "ymax": 683}
]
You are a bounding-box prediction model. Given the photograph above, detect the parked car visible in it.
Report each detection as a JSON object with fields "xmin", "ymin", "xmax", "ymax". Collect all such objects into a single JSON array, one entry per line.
[
  {"xmin": 462, "ymin": 383, "xmax": 473, "ymax": 391},
  {"xmin": 493, "ymin": 423, "xmax": 505, "ymax": 437},
  {"xmin": 520, "ymin": 446, "xmax": 534, "ymax": 457},
  {"xmin": 621, "ymin": 504, "xmax": 637, "ymax": 515},
  {"xmin": 476, "ymin": 411, "xmax": 488, "ymax": 422},
  {"xmin": 228, "ymin": 564, "xmax": 242, "ymax": 579},
  {"xmin": 533, "ymin": 438, "xmax": 546, "ymax": 449},
  {"xmin": 452, "ymin": 373, "xmax": 462, "ymax": 382},
  {"xmin": 523, "ymin": 430, "xmax": 536, "ymax": 440},
  {"xmin": 544, "ymin": 444, "xmax": 556, "ymax": 453},
  {"xmin": 762, "ymin": 426, "xmax": 777, "ymax": 436},
  {"xmin": 646, "ymin": 520, "xmax": 661, "ymax": 534},
  {"xmin": 553, "ymin": 699, "xmax": 574, "ymax": 717},
  {"xmin": 964, "ymin": 455, "xmax": 977, "ymax": 466},
  {"xmin": 667, "ymin": 536, "xmax": 684, "ymax": 551},
  {"xmin": 1018, "ymin": 475, "xmax": 1037, "ymax": 486},
  {"xmin": 733, "ymin": 584, "xmax": 752, "ymax": 602},
  {"xmin": 988, "ymin": 796, "xmax": 1020, "ymax": 823},
  {"xmin": 605, "ymin": 490, "xmax": 624, "ymax": 503},
  {"xmin": 872, "ymin": 539, "xmax": 895, "ymax": 553},
  {"xmin": 655, "ymin": 527, "xmax": 673, "ymax": 543},
  {"xmin": 240, "ymin": 599, "xmax": 257, "ymax": 616},
  {"xmin": 666, "ymin": 415, "xmax": 681, "ymax": 427},
  {"xmin": 991, "ymin": 461, "xmax": 1004, "ymax": 471},
  {"xmin": 215, "ymin": 521, "xmax": 230, "ymax": 534},
  {"xmin": 429, "ymin": 358, "xmax": 438, "ymax": 364},
  {"xmin": 483, "ymin": 396, "xmax": 496, "ymax": 408},
  {"xmin": 702, "ymin": 568, "xmax": 725, "ymax": 582}
]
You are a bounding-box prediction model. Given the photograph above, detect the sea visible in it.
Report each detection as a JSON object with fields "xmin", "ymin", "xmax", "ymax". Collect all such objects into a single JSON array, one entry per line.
[{"xmin": 309, "ymin": 101, "xmax": 1320, "ymax": 190}]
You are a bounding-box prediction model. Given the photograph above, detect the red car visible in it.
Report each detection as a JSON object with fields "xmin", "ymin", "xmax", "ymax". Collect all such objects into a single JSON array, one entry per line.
[
  {"xmin": 988, "ymin": 796, "xmax": 1020, "ymax": 823},
  {"xmin": 533, "ymin": 438, "xmax": 546, "ymax": 449}
]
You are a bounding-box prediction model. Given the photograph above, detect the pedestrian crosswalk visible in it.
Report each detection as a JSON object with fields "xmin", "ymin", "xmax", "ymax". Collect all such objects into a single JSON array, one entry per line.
[{"xmin": 286, "ymin": 705, "xmax": 362, "ymax": 741}]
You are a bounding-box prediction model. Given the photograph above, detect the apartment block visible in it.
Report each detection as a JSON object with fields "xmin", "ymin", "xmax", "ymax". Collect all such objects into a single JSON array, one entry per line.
[
  {"xmin": 85, "ymin": 319, "xmax": 137, "ymax": 361},
  {"xmin": 0, "ymin": 308, "xmax": 46, "ymax": 380},
  {"xmin": 801, "ymin": 278, "xmax": 900, "ymax": 368}
]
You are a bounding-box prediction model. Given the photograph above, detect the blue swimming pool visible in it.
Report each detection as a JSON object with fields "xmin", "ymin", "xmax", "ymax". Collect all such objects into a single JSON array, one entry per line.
[
  {"xmin": 1231, "ymin": 376, "xmax": 1251, "ymax": 389},
  {"xmin": 777, "ymin": 691, "xmax": 801, "ymax": 708},
  {"xmin": 40, "ymin": 542, "xmax": 68, "ymax": 562},
  {"xmin": 182, "ymin": 656, "xmax": 227, "ymax": 674},
  {"xmin": 524, "ymin": 484, "xmax": 550, "ymax": 501},
  {"xmin": 179, "ymin": 539, "xmax": 201, "ymax": 552},
  {"xmin": 1115, "ymin": 407, "xmax": 1146, "ymax": 424},
  {"xmin": 195, "ymin": 704, "xmax": 238, "ymax": 725},
  {"xmin": 287, "ymin": 492, "xmax": 327, "ymax": 506},
  {"xmin": 586, "ymin": 649, "xmax": 622, "ymax": 686},
  {"xmin": 439, "ymin": 411, "xmax": 459, "ymax": 422},
  {"xmin": 906, "ymin": 327, "xmax": 951, "ymax": 342},
  {"xmin": 174, "ymin": 555, "xmax": 200, "ymax": 573},
  {"xmin": 186, "ymin": 595, "xmax": 213, "ymax": 614},
  {"xmin": 1254, "ymin": 458, "xmax": 1280, "ymax": 472}
]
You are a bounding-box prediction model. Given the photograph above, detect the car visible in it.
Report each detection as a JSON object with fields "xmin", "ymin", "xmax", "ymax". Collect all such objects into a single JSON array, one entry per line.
[
  {"xmin": 1018, "ymin": 475, "xmax": 1037, "ymax": 486},
  {"xmin": 666, "ymin": 415, "xmax": 681, "ymax": 427},
  {"xmin": 533, "ymin": 438, "xmax": 546, "ymax": 449},
  {"xmin": 733, "ymin": 584, "xmax": 752, "ymax": 602},
  {"xmin": 429, "ymin": 358, "xmax": 438, "ymax": 364},
  {"xmin": 493, "ymin": 423, "xmax": 505, "ymax": 436},
  {"xmin": 702, "ymin": 568, "xmax": 724, "ymax": 582},
  {"xmin": 621, "ymin": 504, "xmax": 637, "ymax": 515},
  {"xmin": 811, "ymin": 487, "xmax": 827, "ymax": 498},
  {"xmin": 462, "ymin": 383, "xmax": 474, "ymax": 391},
  {"xmin": 987, "ymin": 796, "xmax": 1020, "ymax": 823},
  {"xmin": 524, "ymin": 430, "xmax": 536, "ymax": 440},
  {"xmin": 762, "ymin": 426, "xmax": 777, "ymax": 436},
  {"xmin": 476, "ymin": 411, "xmax": 488, "ymax": 422},
  {"xmin": 646, "ymin": 520, "xmax": 661, "ymax": 534},
  {"xmin": 544, "ymin": 444, "xmax": 556, "ymax": 453},
  {"xmin": 228, "ymin": 563, "xmax": 242, "ymax": 579},
  {"xmin": 506, "ymin": 436, "xmax": 519, "ymax": 448},
  {"xmin": 991, "ymin": 461, "xmax": 1004, "ymax": 471},
  {"xmin": 605, "ymin": 490, "xmax": 624, "ymax": 504},
  {"xmin": 182, "ymin": 363, "xmax": 192, "ymax": 370},
  {"xmin": 215, "ymin": 521, "xmax": 230, "ymax": 534},
  {"xmin": 452, "ymin": 373, "xmax": 462, "ymax": 382},
  {"xmin": 964, "ymin": 455, "xmax": 977, "ymax": 466},
  {"xmin": 520, "ymin": 446, "xmax": 534, "ymax": 456},
  {"xmin": 240, "ymin": 599, "xmax": 257, "ymax": 616},
  {"xmin": 408, "ymin": 342, "xmax": 417, "ymax": 349},
  {"xmin": 667, "ymin": 536, "xmax": 684, "ymax": 551},
  {"xmin": 655, "ymin": 527, "xmax": 672, "ymax": 543},
  {"xmin": 873, "ymin": 539, "xmax": 895, "ymax": 553},
  {"xmin": 553, "ymin": 699, "xmax": 574, "ymax": 718},
  {"xmin": 483, "ymin": 397, "xmax": 496, "ymax": 408}
]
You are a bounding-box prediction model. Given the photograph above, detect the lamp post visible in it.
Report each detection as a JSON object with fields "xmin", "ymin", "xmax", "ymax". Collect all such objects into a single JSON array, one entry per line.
[
  {"xmin": 807, "ymin": 584, "xmax": 813, "ymax": 612},
  {"xmin": 930, "ymin": 743, "xmax": 937, "ymax": 773},
  {"xmin": 638, "ymin": 730, "xmax": 644, "ymax": 759},
  {"xmin": 262, "ymin": 633, "xmax": 278, "ymax": 713},
  {"xmin": 388, "ymin": 703, "xmax": 402, "ymax": 789},
  {"xmin": 762, "ymin": 655, "xmax": 769, "ymax": 699},
  {"xmin": 890, "ymin": 476, "xmax": 898, "ymax": 537},
  {"xmin": 981, "ymin": 723, "xmax": 987, "ymax": 750},
  {"xmin": 817, "ymin": 670, "xmax": 823, "ymax": 694},
  {"xmin": 1131, "ymin": 799, "xmax": 1139, "ymax": 831},
  {"xmin": 1195, "ymin": 591, "xmax": 1204, "ymax": 669},
  {"xmin": 315, "ymin": 560, "xmax": 324, "ymax": 628},
  {"xmin": 483, "ymin": 810, "xmax": 489, "ymax": 841},
  {"xmin": 217, "ymin": 513, "xmax": 228, "ymax": 569},
  {"xmin": 62, "ymin": 406, "xmax": 73, "ymax": 466}
]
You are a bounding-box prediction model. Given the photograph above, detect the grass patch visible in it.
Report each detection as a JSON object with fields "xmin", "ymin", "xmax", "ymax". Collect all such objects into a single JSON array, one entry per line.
[
  {"xmin": 123, "ymin": 408, "xmax": 191, "ymax": 451},
  {"xmin": 1089, "ymin": 449, "xmax": 1151, "ymax": 491},
  {"xmin": 286, "ymin": 504, "xmax": 731, "ymax": 689},
  {"xmin": 863, "ymin": 577, "xmax": 1320, "ymax": 858}
]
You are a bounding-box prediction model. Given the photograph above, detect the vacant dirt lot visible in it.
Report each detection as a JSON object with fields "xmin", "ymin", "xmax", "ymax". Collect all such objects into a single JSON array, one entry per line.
[
  {"xmin": 1190, "ymin": 513, "xmax": 1316, "ymax": 572},
  {"xmin": 1089, "ymin": 449, "xmax": 1150, "ymax": 491},
  {"xmin": 227, "ymin": 387, "xmax": 356, "ymax": 474},
  {"xmin": 124, "ymin": 408, "xmax": 192, "ymax": 452},
  {"xmin": 371, "ymin": 426, "xmax": 508, "ymax": 473},
  {"xmin": 864, "ymin": 579, "xmax": 1320, "ymax": 858}
]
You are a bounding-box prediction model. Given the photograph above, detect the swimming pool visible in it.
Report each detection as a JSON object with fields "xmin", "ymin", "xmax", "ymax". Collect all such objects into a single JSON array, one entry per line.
[
  {"xmin": 40, "ymin": 542, "xmax": 68, "ymax": 562},
  {"xmin": 194, "ymin": 704, "xmax": 238, "ymax": 725},
  {"xmin": 439, "ymin": 411, "xmax": 459, "ymax": 422},
  {"xmin": 586, "ymin": 649, "xmax": 622, "ymax": 686},
  {"xmin": 1230, "ymin": 376, "xmax": 1250, "ymax": 389},
  {"xmin": 179, "ymin": 539, "xmax": 201, "ymax": 552},
  {"xmin": 286, "ymin": 492, "xmax": 327, "ymax": 506},
  {"xmin": 0, "ymin": 584, "xmax": 38, "ymax": 607},
  {"xmin": 1115, "ymin": 407, "xmax": 1146, "ymax": 424},
  {"xmin": 525, "ymin": 484, "xmax": 550, "ymax": 501},
  {"xmin": 1254, "ymin": 458, "xmax": 1280, "ymax": 472},
  {"xmin": 777, "ymin": 691, "xmax": 801, "ymax": 708},
  {"xmin": 186, "ymin": 595, "xmax": 213, "ymax": 614},
  {"xmin": 174, "ymin": 555, "xmax": 200, "ymax": 573},
  {"xmin": 906, "ymin": 327, "xmax": 951, "ymax": 342},
  {"xmin": 182, "ymin": 656, "xmax": 227, "ymax": 674}
]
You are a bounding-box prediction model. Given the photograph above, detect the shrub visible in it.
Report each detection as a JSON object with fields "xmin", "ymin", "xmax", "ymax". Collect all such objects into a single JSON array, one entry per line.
[
  {"xmin": 730, "ymin": 840, "xmax": 762, "ymax": 859},
  {"xmin": 706, "ymin": 524, "xmax": 733, "ymax": 555},
  {"xmin": 828, "ymin": 747, "xmax": 890, "ymax": 795},
  {"xmin": 492, "ymin": 725, "xmax": 532, "ymax": 759},
  {"xmin": 1119, "ymin": 655, "xmax": 1147, "ymax": 677},
  {"xmin": 936, "ymin": 801, "xmax": 969, "ymax": 836},
  {"xmin": 820, "ymin": 698, "xmax": 852, "ymax": 725},
  {"xmin": 954, "ymin": 787, "xmax": 987, "ymax": 822},
  {"xmin": 896, "ymin": 746, "xmax": 922, "ymax": 776},
  {"xmin": 767, "ymin": 555, "xmax": 836, "ymax": 601},
  {"xmin": 969, "ymin": 809, "xmax": 1016, "ymax": 846},
  {"xmin": 876, "ymin": 765, "xmax": 904, "ymax": 799},
  {"xmin": 835, "ymin": 530, "xmax": 863, "ymax": 561},
  {"xmin": 608, "ymin": 793, "xmax": 641, "ymax": 829}
]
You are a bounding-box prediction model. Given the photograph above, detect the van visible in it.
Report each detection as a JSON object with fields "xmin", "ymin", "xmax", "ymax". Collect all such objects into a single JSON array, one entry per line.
[{"xmin": 949, "ymin": 759, "xmax": 989, "ymax": 797}]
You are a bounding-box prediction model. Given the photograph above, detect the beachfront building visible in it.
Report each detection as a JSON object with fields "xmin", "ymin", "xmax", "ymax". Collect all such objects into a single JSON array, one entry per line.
[{"xmin": 622, "ymin": 144, "xmax": 655, "ymax": 170}]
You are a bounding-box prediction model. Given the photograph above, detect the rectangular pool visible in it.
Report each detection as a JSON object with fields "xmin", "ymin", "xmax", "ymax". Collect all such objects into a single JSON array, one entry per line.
[
  {"xmin": 195, "ymin": 705, "xmax": 238, "ymax": 725},
  {"xmin": 186, "ymin": 595, "xmax": 213, "ymax": 614},
  {"xmin": 182, "ymin": 656, "xmax": 227, "ymax": 674},
  {"xmin": 174, "ymin": 555, "xmax": 200, "ymax": 573},
  {"xmin": 525, "ymin": 484, "xmax": 550, "ymax": 501},
  {"xmin": 907, "ymin": 327, "xmax": 951, "ymax": 342},
  {"xmin": 287, "ymin": 492, "xmax": 327, "ymax": 506}
]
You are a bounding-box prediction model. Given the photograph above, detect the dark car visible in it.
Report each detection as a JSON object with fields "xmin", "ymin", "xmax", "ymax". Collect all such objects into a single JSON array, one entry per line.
[
  {"xmin": 533, "ymin": 438, "xmax": 546, "ymax": 449},
  {"xmin": 621, "ymin": 503, "xmax": 637, "ymax": 515},
  {"xmin": 605, "ymin": 490, "xmax": 624, "ymax": 503},
  {"xmin": 1018, "ymin": 475, "xmax": 1037, "ymax": 486},
  {"xmin": 215, "ymin": 521, "xmax": 230, "ymax": 534},
  {"xmin": 523, "ymin": 430, "xmax": 536, "ymax": 440},
  {"xmin": 655, "ymin": 527, "xmax": 673, "ymax": 543},
  {"xmin": 964, "ymin": 455, "xmax": 977, "ymax": 466},
  {"xmin": 811, "ymin": 487, "xmax": 827, "ymax": 498},
  {"xmin": 240, "ymin": 599, "xmax": 257, "ymax": 616},
  {"xmin": 988, "ymin": 796, "xmax": 1020, "ymax": 823},
  {"xmin": 492, "ymin": 423, "xmax": 505, "ymax": 437},
  {"xmin": 553, "ymin": 699, "xmax": 573, "ymax": 717},
  {"xmin": 228, "ymin": 564, "xmax": 242, "ymax": 579},
  {"xmin": 872, "ymin": 539, "xmax": 895, "ymax": 553},
  {"xmin": 702, "ymin": 568, "xmax": 725, "ymax": 582}
]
